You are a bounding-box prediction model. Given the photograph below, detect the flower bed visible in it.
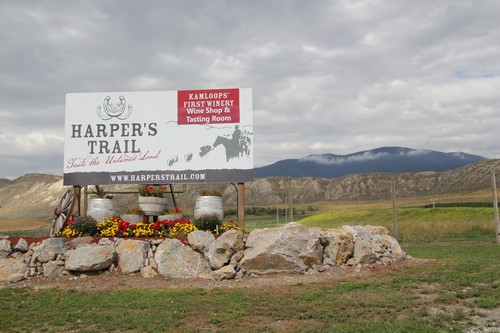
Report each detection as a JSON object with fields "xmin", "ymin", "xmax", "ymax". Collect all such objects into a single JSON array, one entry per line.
[
  {"xmin": 56, "ymin": 215, "xmax": 242, "ymax": 239},
  {"xmin": 1, "ymin": 223, "xmax": 408, "ymax": 284}
]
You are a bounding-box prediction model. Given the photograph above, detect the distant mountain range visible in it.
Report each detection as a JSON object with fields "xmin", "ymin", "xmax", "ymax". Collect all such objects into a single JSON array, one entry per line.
[{"xmin": 254, "ymin": 147, "xmax": 486, "ymax": 178}]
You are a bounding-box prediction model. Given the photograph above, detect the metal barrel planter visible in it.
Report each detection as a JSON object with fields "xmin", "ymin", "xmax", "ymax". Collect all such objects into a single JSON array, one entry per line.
[
  {"xmin": 121, "ymin": 214, "xmax": 146, "ymax": 224},
  {"xmin": 158, "ymin": 213, "xmax": 184, "ymax": 221},
  {"xmin": 87, "ymin": 198, "xmax": 115, "ymax": 222},
  {"xmin": 194, "ymin": 196, "xmax": 224, "ymax": 220},
  {"xmin": 138, "ymin": 196, "xmax": 168, "ymax": 216}
]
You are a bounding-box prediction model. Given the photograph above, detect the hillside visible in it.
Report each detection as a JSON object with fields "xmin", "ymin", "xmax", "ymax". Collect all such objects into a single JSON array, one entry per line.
[
  {"xmin": 0, "ymin": 178, "xmax": 12, "ymax": 188},
  {"xmin": 1, "ymin": 159, "xmax": 499, "ymax": 223},
  {"xmin": 0, "ymin": 173, "xmax": 67, "ymax": 222}
]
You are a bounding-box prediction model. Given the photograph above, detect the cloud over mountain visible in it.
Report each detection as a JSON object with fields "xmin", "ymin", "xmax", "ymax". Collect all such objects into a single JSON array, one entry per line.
[{"xmin": 255, "ymin": 147, "xmax": 486, "ymax": 178}]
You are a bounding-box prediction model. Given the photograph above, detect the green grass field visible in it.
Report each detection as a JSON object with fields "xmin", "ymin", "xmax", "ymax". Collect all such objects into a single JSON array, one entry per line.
[{"xmin": 0, "ymin": 243, "xmax": 498, "ymax": 332}]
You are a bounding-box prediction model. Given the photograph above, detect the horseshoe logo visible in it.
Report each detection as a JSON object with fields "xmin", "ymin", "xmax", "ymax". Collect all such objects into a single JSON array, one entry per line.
[{"xmin": 97, "ymin": 96, "xmax": 133, "ymax": 120}]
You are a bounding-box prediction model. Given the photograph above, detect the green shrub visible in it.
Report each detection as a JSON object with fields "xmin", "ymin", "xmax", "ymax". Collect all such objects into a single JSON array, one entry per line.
[
  {"xmin": 67, "ymin": 215, "xmax": 98, "ymax": 236},
  {"xmin": 193, "ymin": 214, "xmax": 222, "ymax": 232}
]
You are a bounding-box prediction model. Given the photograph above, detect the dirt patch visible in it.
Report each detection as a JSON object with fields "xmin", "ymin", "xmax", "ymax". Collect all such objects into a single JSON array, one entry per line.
[{"xmin": 0, "ymin": 258, "xmax": 430, "ymax": 292}]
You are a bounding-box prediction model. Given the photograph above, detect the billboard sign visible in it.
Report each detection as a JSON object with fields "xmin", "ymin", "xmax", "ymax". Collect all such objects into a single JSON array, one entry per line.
[{"xmin": 64, "ymin": 88, "xmax": 253, "ymax": 185}]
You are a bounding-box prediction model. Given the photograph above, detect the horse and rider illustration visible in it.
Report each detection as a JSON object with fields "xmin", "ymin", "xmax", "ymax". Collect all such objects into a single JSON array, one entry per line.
[
  {"xmin": 167, "ymin": 125, "xmax": 252, "ymax": 166},
  {"xmin": 212, "ymin": 125, "xmax": 252, "ymax": 161}
]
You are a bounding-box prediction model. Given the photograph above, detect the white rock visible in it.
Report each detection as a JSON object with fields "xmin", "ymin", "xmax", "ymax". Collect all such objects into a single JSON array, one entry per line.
[
  {"xmin": 188, "ymin": 231, "xmax": 215, "ymax": 254},
  {"xmin": 37, "ymin": 238, "xmax": 67, "ymax": 263},
  {"xmin": 0, "ymin": 239, "xmax": 12, "ymax": 259},
  {"xmin": 0, "ymin": 257, "xmax": 27, "ymax": 281},
  {"xmin": 8, "ymin": 273, "xmax": 25, "ymax": 283},
  {"xmin": 141, "ymin": 266, "xmax": 158, "ymax": 278},
  {"xmin": 240, "ymin": 222, "xmax": 323, "ymax": 275},
  {"xmin": 320, "ymin": 228, "xmax": 354, "ymax": 266},
  {"xmin": 116, "ymin": 240, "xmax": 150, "ymax": 274},
  {"xmin": 43, "ymin": 261, "xmax": 64, "ymax": 277},
  {"xmin": 155, "ymin": 239, "xmax": 211, "ymax": 279},
  {"xmin": 65, "ymin": 244, "xmax": 115, "ymax": 271},
  {"xmin": 211, "ymin": 265, "xmax": 236, "ymax": 281},
  {"xmin": 14, "ymin": 238, "xmax": 28, "ymax": 253},
  {"xmin": 206, "ymin": 230, "xmax": 244, "ymax": 269}
]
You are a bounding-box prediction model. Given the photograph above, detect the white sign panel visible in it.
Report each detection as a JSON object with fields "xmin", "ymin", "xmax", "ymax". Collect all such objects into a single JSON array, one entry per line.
[{"xmin": 64, "ymin": 88, "xmax": 253, "ymax": 185}]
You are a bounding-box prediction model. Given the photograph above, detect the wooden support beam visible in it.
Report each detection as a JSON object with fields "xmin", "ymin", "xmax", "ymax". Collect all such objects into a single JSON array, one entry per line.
[{"xmin": 237, "ymin": 182, "xmax": 245, "ymax": 228}]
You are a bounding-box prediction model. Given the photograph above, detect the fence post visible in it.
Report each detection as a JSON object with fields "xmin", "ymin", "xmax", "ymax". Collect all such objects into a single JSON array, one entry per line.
[
  {"xmin": 491, "ymin": 170, "xmax": 500, "ymax": 244},
  {"xmin": 237, "ymin": 182, "xmax": 245, "ymax": 228},
  {"xmin": 288, "ymin": 177, "xmax": 293, "ymax": 222},
  {"xmin": 82, "ymin": 185, "xmax": 87, "ymax": 216},
  {"xmin": 391, "ymin": 175, "xmax": 399, "ymax": 240}
]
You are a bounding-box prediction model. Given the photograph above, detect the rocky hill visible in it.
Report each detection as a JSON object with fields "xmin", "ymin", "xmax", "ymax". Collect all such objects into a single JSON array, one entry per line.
[
  {"xmin": 1, "ymin": 159, "xmax": 499, "ymax": 223},
  {"xmin": 247, "ymin": 159, "xmax": 500, "ymax": 204}
]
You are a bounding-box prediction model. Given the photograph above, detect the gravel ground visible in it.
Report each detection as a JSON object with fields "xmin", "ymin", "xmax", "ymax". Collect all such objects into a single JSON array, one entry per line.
[{"xmin": 1, "ymin": 258, "xmax": 428, "ymax": 292}]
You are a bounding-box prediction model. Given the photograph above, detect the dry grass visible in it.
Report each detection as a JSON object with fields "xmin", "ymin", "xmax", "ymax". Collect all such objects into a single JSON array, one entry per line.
[{"xmin": 0, "ymin": 219, "xmax": 49, "ymax": 232}]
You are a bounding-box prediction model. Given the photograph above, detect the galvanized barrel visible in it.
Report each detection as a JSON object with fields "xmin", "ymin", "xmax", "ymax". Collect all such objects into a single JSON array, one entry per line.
[
  {"xmin": 121, "ymin": 214, "xmax": 145, "ymax": 224},
  {"xmin": 87, "ymin": 198, "xmax": 115, "ymax": 222},
  {"xmin": 194, "ymin": 196, "xmax": 224, "ymax": 220},
  {"xmin": 138, "ymin": 196, "xmax": 168, "ymax": 216}
]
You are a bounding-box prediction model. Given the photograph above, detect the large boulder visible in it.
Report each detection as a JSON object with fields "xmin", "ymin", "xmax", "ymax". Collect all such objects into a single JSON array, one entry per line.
[
  {"xmin": 239, "ymin": 222, "xmax": 323, "ymax": 275},
  {"xmin": 116, "ymin": 239, "xmax": 150, "ymax": 273},
  {"xmin": 67, "ymin": 237, "xmax": 94, "ymax": 250},
  {"xmin": 0, "ymin": 257, "xmax": 27, "ymax": 281},
  {"xmin": 187, "ymin": 231, "xmax": 215, "ymax": 254},
  {"xmin": 155, "ymin": 239, "xmax": 211, "ymax": 278},
  {"xmin": 352, "ymin": 234, "xmax": 406, "ymax": 265},
  {"xmin": 206, "ymin": 230, "xmax": 245, "ymax": 269},
  {"xmin": 65, "ymin": 243, "xmax": 115, "ymax": 271},
  {"xmin": 320, "ymin": 228, "xmax": 354, "ymax": 266},
  {"xmin": 378, "ymin": 235, "xmax": 406, "ymax": 261}
]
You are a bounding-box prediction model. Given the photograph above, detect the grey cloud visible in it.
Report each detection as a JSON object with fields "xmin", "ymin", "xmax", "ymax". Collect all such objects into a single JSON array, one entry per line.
[
  {"xmin": 1, "ymin": 0, "xmax": 499, "ymax": 177},
  {"xmin": 300, "ymin": 152, "xmax": 390, "ymax": 165}
]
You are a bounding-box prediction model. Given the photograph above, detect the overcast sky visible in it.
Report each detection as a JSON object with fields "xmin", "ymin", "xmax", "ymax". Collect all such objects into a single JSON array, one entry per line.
[{"xmin": 1, "ymin": 0, "xmax": 499, "ymax": 179}]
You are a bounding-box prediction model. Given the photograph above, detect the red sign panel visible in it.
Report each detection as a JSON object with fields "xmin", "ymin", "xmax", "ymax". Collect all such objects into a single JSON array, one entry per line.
[{"xmin": 178, "ymin": 88, "xmax": 240, "ymax": 125}]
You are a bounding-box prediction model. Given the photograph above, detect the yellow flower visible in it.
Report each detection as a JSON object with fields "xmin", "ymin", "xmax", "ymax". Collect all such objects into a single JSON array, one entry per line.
[{"xmin": 221, "ymin": 221, "xmax": 241, "ymax": 232}]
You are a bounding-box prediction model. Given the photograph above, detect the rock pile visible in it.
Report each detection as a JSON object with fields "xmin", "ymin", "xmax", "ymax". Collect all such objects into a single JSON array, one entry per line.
[{"xmin": 0, "ymin": 223, "xmax": 406, "ymax": 283}]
